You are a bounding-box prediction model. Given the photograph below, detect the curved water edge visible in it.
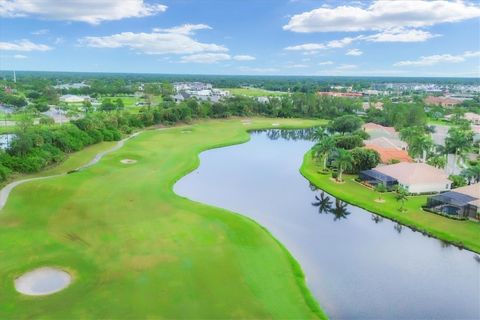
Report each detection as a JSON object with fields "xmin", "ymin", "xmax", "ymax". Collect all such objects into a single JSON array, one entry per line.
[
  {"xmin": 174, "ymin": 129, "xmax": 480, "ymax": 319},
  {"xmin": 0, "ymin": 131, "xmax": 143, "ymax": 211}
]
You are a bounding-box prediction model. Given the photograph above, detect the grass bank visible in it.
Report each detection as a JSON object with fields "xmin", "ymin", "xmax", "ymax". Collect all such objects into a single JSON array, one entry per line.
[
  {"xmin": 0, "ymin": 118, "xmax": 326, "ymax": 319},
  {"xmin": 301, "ymin": 151, "xmax": 480, "ymax": 253}
]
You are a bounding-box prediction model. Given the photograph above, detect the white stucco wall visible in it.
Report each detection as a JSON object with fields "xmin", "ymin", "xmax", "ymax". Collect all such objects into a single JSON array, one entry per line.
[{"xmin": 401, "ymin": 182, "xmax": 451, "ymax": 194}]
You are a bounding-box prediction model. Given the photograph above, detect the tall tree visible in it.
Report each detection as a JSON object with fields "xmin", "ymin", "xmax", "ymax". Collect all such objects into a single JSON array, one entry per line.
[{"xmin": 312, "ymin": 136, "xmax": 336, "ymax": 171}]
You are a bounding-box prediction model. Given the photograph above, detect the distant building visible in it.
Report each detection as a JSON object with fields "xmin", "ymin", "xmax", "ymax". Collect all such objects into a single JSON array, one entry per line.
[
  {"xmin": 257, "ymin": 96, "xmax": 269, "ymax": 104},
  {"xmin": 362, "ymin": 102, "xmax": 384, "ymax": 111},
  {"xmin": 424, "ymin": 96, "xmax": 461, "ymax": 108},
  {"xmin": 360, "ymin": 163, "xmax": 451, "ymax": 194},
  {"xmin": 317, "ymin": 92, "xmax": 363, "ymax": 98},
  {"xmin": 464, "ymin": 112, "xmax": 480, "ymax": 125},
  {"xmin": 59, "ymin": 94, "xmax": 90, "ymax": 103},
  {"xmin": 54, "ymin": 82, "xmax": 90, "ymax": 90}
]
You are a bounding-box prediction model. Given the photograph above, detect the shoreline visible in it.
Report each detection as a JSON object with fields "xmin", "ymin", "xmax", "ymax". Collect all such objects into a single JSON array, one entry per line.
[{"xmin": 300, "ymin": 150, "xmax": 480, "ymax": 254}]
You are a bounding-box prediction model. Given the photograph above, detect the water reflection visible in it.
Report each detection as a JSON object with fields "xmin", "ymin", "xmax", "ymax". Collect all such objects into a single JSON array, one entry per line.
[
  {"xmin": 312, "ymin": 192, "xmax": 351, "ymax": 221},
  {"xmin": 251, "ymin": 128, "xmax": 319, "ymax": 141},
  {"xmin": 371, "ymin": 214, "xmax": 383, "ymax": 224},
  {"xmin": 175, "ymin": 129, "xmax": 480, "ymax": 319}
]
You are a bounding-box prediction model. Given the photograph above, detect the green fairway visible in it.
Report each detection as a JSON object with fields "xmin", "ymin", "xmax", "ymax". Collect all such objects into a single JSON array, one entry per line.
[
  {"xmin": 227, "ymin": 87, "xmax": 288, "ymax": 97},
  {"xmin": 301, "ymin": 152, "xmax": 480, "ymax": 253},
  {"xmin": 0, "ymin": 118, "xmax": 326, "ymax": 319}
]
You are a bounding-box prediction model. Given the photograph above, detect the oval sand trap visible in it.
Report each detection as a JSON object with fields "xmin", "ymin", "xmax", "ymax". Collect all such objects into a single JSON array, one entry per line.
[
  {"xmin": 15, "ymin": 267, "xmax": 72, "ymax": 296},
  {"xmin": 120, "ymin": 159, "xmax": 137, "ymax": 164}
]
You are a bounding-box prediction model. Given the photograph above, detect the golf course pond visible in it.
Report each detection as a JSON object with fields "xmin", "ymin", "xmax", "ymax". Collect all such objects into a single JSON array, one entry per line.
[{"xmin": 174, "ymin": 129, "xmax": 480, "ymax": 319}]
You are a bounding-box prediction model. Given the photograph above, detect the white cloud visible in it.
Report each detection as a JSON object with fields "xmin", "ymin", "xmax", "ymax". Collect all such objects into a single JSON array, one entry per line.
[
  {"xmin": 233, "ymin": 55, "xmax": 256, "ymax": 61},
  {"xmin": 0, "ymin": 0, "xmax": 167, "ymax": 24},
  {"xmin": 364, "ymin": 28, "xmax": 439, "ymax": 42},
  {"xmin": 285, "ymin": 27, "xmax": 439, "ymax": 55},
  {"xmin": 318, "ymin": 61, "xmax": 334, "ymax": 66},
  {"xmin": 285, "ymin": 36, "xmax": 358, "ymax": 54},
  {"xmin": 153, "ymin": 24, "xmax": 211, "ymax": 35},
  {"xmin": 31, "ymin": 28, "xmax": 48, "ymax": 35},
  {"xmin": 283, "ymin": 0, "xmax": 480, "ymax": 32},
  {"xmin": 181, "ymin": 53, "xmax": 231, "ymax": 64},
  {"xmin": 0, "ymin": 39, "xmax": 52, "ymax": 51},
  {"xmin": 346, "ymin": 48, "xmax": 363, "ymax": 56},
  {"xmin": 394, "ymin": 51, "xmax": 480, "ymax": 66},
  {"xmin": 13, "ymin": 54, "xmax": 27, "ymax": 59},
  {"xmin": 80, "ymin": 26, "xmax": 227, "ymax": 55}
]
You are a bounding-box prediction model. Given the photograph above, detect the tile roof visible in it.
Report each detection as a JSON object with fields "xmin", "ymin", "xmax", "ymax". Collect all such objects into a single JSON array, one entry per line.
[
  {"xmin": 364, "ymin": 145, "xmax": 413, "ymax": 164},
  {"xmin": 373, "ymin": 162, "xmax": 451, "ymax": 185}
]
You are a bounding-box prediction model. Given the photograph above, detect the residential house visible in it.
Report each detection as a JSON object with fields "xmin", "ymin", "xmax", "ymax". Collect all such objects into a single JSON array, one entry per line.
[
  {"xmin": 360, "ymin": 162, "xmax": 451, "ymax": 194},
  {"xmin": 425, "ymin": 183, "xmax": 480, "ymax": 220},
  {"xmin": 424, "ymin": 96, "xmax": 461, "ymax": 108}
]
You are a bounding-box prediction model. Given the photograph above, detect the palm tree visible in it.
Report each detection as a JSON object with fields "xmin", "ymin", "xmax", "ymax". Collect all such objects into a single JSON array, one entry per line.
[
  {"xmin": 427, "ymin": 155, "xmax": 447, "ymax": 169},
  {"xmin": 312, "ymin": 136, "xmax": 336, "ymax": 172},
  {"xmin": 461, "ymin": 164, "xmax": 480, "ymax": 184},
  {"xmin": 333, "ymin": 148, "xmax": 353, "ymax": 182},
  {"xmin": 410, "ymin": 135, "xmax": 434, "ymax": 162},
  {"xmin": 395, "ymin": 186, "xmax": 409, "ymax": 212},
  {"xmin": 374, "ymin": 183, "xmax": 387, "ymax": 201},
  {"xmin": 312, "ymin": 191, "xmax": 333, "ymax": 214},
  {"xmin": 445, "ymin": 127, "xmax": 474, "ymax": 174}
]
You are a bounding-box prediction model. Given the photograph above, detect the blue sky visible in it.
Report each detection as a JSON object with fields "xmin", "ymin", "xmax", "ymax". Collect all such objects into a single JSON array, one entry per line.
[{"xmin": 1, "ymin": 0, "xmax": 479, "ymax": 76}]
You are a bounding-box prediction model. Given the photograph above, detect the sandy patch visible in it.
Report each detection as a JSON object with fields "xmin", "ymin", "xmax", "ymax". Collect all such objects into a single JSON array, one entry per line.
[
  {"xmin": 375, "ymin": 199, "xmax": 386, "ymax": 203},
  {"xmin": 272, "ymin": 123, "xmax": 280, "ymax": 126},
  {"xmin": 120, "ymin": 159, "xmax": 137, "ymax": 164},
  {"xmin": 181, "ymin": 130, "xmax": 192, "ymax": 134},
  {"xmin": 15, "ymin": 267, "xmax": 72, "ymax": 296},
  {"xmin": 329, "ymin": 178, "xmax": 346, "ymax": 184}
]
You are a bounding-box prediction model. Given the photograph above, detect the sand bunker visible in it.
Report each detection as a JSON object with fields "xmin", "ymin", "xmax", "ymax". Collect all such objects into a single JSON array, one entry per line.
[
  {"xmin": 15, "ymin": 267, "xmax": 72, "ymax": 296},
  {"xmin": 272, "ymin": 123, "xmax": 280, "ymax": 126},
  {"xmin": 120, "ymin": 159, "xmax": 137, "ymax": 164}
]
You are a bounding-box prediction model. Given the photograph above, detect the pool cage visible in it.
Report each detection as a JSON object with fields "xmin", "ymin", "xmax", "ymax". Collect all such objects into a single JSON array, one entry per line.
[
  {"xmin": 359, "ymin": 170, "xmax": 398, "ymax": 191},
  {"xmin": 426, "ymin": 191, "xmax": 479, "ymax": 220}
]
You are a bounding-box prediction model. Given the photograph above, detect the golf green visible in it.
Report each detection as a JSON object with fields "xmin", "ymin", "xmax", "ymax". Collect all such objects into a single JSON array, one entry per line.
[{"xmin": 0, "ymin": 118, "xmax": 326, "ymax": 319}]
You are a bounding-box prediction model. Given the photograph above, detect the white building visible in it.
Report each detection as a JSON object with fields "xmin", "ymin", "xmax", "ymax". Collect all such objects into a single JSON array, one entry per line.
[
  {"xmin": 373, "ymin": 162, "xmax": 452, "ymax": 194},
  {"xmin": 59, "ymin": 94, "xmax": 90, "ymax": 103}
]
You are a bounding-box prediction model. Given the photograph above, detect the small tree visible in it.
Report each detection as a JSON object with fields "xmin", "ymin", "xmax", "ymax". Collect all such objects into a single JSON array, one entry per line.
[
  {"xmin": 395, "ymin": 186, "xmax": 409, "ymax": 212},
  {"xmin": 374, "ymin": 183, "xmax": 387, "ymax": 201},
  {"xmin": 311, "ymin": 136, "xmax": 335, "ymax": 172}
]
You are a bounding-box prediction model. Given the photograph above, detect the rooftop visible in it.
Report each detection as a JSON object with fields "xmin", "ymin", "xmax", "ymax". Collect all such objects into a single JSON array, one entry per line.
[{"xmin": 374, "ymin": 162, "xmax": 450, "ymax": 185}]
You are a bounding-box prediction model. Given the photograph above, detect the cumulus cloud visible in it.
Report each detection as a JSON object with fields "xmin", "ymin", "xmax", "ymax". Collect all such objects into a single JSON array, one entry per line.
[
  {"xmin": 152, "ymin": 24, "xmax": 211, "ymax": 35},
  {"xmin": 0, "ymin": 39, "xmax": 51, "ymax": 51},
  {"xmin": 285, "ymin": 36, "xmax": 358, "ymax": 54},
  {"xmin": 233, "ymin": 55, "xmax": 256, "ymax": 61},
  {"xmin": 13, "ymin": 54, "xmax": 27, "ymax": 59},
  {"xmin": 346, "ymin": 48, "xmax": 363, "ymax": 56},
  {"xmin": 0, "ymin": 0, "xmax": 167, "ymax": 24},
  {"xmin": 394, "ymin": 51, "xmax": 480, "ymax": 66},
  {"xmin": 80, "ymin": 25, "xmax": 227, "ymax": 55},
  {"xmin": 318, "ymin": 61, "xmax": 334, "ymax": 66},
  {"xmin": 285, "ymin": 27, "xmax": 439, "ymax": 55},
  {"xmin": 336, "ymin": 64, "xmax": 357, "ymax": 70},
  {"xmin": 283, "ymin": 0, "xmax": 480, "ymax": 33},
  {"xmin": 364, "ymin": 28, "xmax": 440, "ymax": 42}
]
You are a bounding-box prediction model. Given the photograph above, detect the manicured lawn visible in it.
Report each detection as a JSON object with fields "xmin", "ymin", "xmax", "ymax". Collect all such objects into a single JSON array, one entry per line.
[
  {"xmin": 0, "ymin": 118, "xmax": 326, "ymax": 319},
  {"xmin": 227, "ymin": 87, "xmax": 288, "ymax": 97},
  {"xmin": 301, "ymin": 151, "xmax": 480, "ymax": 253}
]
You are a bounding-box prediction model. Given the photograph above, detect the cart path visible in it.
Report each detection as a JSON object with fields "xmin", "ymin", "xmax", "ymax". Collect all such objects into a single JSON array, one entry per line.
[{"xmin": 0, "ymin": 131, "xmax": 143, "ymax": 211}]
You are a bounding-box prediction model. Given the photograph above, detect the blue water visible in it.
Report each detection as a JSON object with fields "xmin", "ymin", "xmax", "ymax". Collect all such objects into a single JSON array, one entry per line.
[{"xmin": 174, "ymin": 129, "xmax": 480, "ymax": 319}]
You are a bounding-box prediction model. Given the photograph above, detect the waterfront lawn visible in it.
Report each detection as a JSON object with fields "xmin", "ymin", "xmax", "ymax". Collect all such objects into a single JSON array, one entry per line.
[
  {"xmin": 301, "ymin": 151, "xmax": 480, "ymax": 253},
  {"xmin": 0, "ymin": 118, "xmax": 326, "ymax": 319}
]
